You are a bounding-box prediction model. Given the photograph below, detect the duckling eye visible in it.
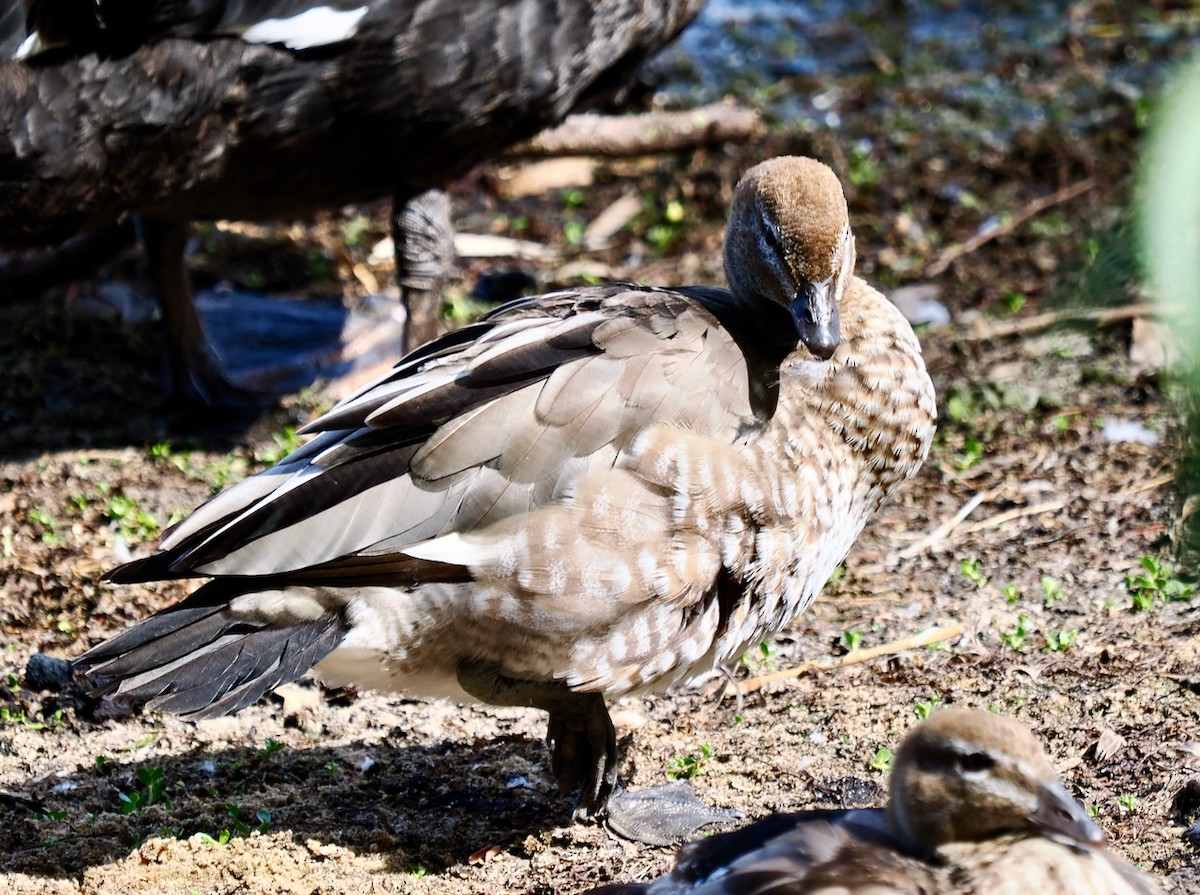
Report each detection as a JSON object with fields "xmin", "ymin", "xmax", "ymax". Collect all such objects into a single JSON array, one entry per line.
[{"xmin": 959, "ymin": 751, "xmax": 994, "ymax": 772}]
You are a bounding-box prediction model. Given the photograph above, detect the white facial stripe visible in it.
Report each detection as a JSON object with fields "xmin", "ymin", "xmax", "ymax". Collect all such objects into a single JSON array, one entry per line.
[{"xmin": 833, "ymin": 222, "xmax": 854, "ymax": 299}]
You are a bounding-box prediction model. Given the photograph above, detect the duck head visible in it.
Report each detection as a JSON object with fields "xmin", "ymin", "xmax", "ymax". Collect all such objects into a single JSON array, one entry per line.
[
  {"xmin": 723, "ymin": 156, "xmax": 854, "ymax": 361},
  {"xmin": 886, "ymin": 708, "xmax": 1107, "ymax": 857}
]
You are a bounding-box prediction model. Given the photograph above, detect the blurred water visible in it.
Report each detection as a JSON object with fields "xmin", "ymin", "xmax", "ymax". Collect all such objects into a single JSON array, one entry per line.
[{"xmin": 661, "ymin": 0, "xmax": 1196, "ymax": 148}]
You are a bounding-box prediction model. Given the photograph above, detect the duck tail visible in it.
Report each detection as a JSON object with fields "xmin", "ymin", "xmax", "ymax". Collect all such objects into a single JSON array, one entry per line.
[{"xmin": 73, "ymin": 580, "xmax": 347, "ymax": 719}]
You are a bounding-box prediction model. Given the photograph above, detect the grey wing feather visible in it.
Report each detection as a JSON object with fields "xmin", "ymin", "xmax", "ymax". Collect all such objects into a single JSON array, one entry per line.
[
  {"xmin": 609, "ymin": 810, "xmax": 931, "ymax": 895},
  {"xmin": 107, "ymin": 286, "xmax": 766, "ymax": 588}
]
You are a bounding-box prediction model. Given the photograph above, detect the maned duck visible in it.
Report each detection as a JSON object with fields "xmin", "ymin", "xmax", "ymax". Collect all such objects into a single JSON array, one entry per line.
[
  {"xmin": 73, "ymin": 156, "xmax": 938, "ymax": 839},
  {"xmin": 0, "ymin": 0, "xmax": 703, "ymax": 403},
  {"xmin": 587, "ymin": 709, "xmax": 1163, "ymax": 895}
]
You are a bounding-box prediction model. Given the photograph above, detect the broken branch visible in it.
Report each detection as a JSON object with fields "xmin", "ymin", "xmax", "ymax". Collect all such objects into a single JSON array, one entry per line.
[
  {"xmin": 722, "ymin": 623, "xmax": 965, "ymax": 699},
  {"xmin": 510, "ymin": 102, "xmax": 764, "ymax": 158},
  {"xmin": 960, "ymin": 303, "xmax": 1154, "ymax": 341},
  {"xmin": 926, "ymin": 178, "xmax": 1096, "ymax": 277}
]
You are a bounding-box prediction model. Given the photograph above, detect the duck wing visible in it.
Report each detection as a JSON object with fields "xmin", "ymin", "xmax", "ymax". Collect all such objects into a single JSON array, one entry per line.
[
  {"xmin": 588, "ymin": 808, "xmax": 936, "ymax": 895},
  {"xmin": 107, "ymin": 284, "xmax": 792, "ymax": 590}
]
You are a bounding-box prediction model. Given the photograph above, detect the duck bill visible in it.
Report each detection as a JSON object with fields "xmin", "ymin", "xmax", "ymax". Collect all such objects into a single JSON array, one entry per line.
[
  {"xmin": 1032, "ymin": 781, "xmax": 1107, "ymax": 848},
  {"xmin": 787, "ymin": 280, "xmax": 841, "ymax": 360}
]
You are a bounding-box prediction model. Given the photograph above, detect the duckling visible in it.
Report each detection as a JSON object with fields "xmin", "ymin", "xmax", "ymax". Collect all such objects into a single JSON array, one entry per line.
[
  {"xmin": 0, "ymin": 0, "xmax": 703, "ymax": 404},
  {"xmin": 72, "ymin": 156, "xmax": 937, "ymax": 840},
  {"xmin": 588, "ymin": 709, "xmax": 1163, "ymax": 895}
]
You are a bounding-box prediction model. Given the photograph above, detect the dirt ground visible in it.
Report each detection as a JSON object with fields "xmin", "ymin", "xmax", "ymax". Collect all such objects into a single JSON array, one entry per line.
[{"xmin": 2, "ymin": 3, "xmax": 1200, "ymax": 893}]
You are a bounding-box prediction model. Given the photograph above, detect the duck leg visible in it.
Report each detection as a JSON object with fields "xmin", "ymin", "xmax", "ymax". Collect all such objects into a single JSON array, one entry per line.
[
  {"xmin": 141, "ymin": 217, "xmax": 269, "ymax": 410},
  {"xmin": 456, "ymin": 661, "xmax": 618, "ymax": 818},
  {"xmin": 393, "ymin": 189, "xmax": 454, "ymax": 353},
  {"xmin": 456, "ymin": 662, "xmax": 738, "ymax": 844}
]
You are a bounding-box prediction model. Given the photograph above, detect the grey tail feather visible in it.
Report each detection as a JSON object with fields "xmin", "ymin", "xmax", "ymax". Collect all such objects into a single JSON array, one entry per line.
[{"xmin": 73, "ymin": 580, "xmax": 347, "ymax": 720}]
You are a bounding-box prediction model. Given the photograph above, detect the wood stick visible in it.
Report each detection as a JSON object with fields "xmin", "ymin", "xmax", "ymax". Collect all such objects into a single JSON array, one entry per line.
[
  {"xmin": 959, "ymin": 303, "xmax": 1155, "ymax": 342},
  {"xmin": 956, "ymin": 497, "xmax": 1069, "ymax": 536},
  {"xmin": 926, "ymin": 178, "xmax": 1095, "ymax": 277},
  {"xmin": 857, "ymin": 489, "xmax": 998, "ymax": 576},
  {"xmin": 722, "ymin": 623, "xmax": 965, "ymax": 699},
  {"xmin": 509, "ymin": 102, "xmax": 764, "ymax": 158}
]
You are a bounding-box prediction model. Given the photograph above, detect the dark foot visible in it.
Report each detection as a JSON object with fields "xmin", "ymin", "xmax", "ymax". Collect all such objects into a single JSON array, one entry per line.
[
  {"xmin": 142, "ymin": 218, "xmax": 275, "ymax": 413},
  {"xmin": 457, "ymin": 662, "xmax": 617, "ymax": 820},
  {"xmin": 605, "ymin": 782, "xmax": 742, "ymax": 846},
  {"xmin": 143, "ymin": 219, "xmax": 406, "ymax": 415},
  {"xmin": 546, "ymin": 695, "xmax": 618, "ymax": 819}
]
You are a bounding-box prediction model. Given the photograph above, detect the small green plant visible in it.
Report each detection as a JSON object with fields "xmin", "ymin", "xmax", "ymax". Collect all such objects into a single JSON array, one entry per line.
[
  {"xmin": 224, "ymin": 803, "xmax": 272, "ymax": 837},
  {"xmin": 840, "ymin": 629, "xmax": 863, "ymax": 652},
  {"xmin": 1125, "ymin": 555, "xmax": 1195, "ymax": 610},
  {"xmin": 118, "ymin": 767, "xmax": 167, "ymax": 815},
  {"xmin": 869, "ymin": 747, "xmax": 894, "ymax": 772},
  {"xmin": 562, "ymin": 219, "xmax": 585, "ymax": 246},
  {"xmin": 1001, "ymin": 614, "xmax": 1032, "ymax": 651},
  {"xmin": 1117, "ymin": 793, "xmax": 1137, "ymax": 812},
  {"xmin": 847, "ymin": 144, "xmax": 882, "ymax": 187},
  {"xmin": 1043, "ymin": 628, "xmax": 1077, "ymax": 652},
  {"xmin": 1003, "ymin": 291, "xmax": 1027, "ymax": 314},
  {"xmin": 106, "ymin": 494, "xmax": 160, "ymax": 542},
  {"xmin": 259, "ymin": 738, "xmax": 284, "ymax": 758},
  {"xmin": 341, "ymin": 214, "xmax": 372, "ymax": 248},
  {"xmin": 954, "ymin": 437, "xmax": 984, "ymax": 471},
  {"xmin": 913, "ymin": 694, "xmax": 943, "ymax": 720},
  {"xmin": 324, "ymin": 760, "xmax": 343, "ymax": 776},
  {"xmin": 0, "ymin": 707, "xmax": 45, "ymax": 730},
  {"xmin": 741, "ymin": 641, "xmax": 778, "ymax": 672},
  {"xmin": 27, "ymin": 507, "xmax": 65, "ymax": 545},
  {"xmin": 959, "ymin": 557, "xmax": 988, "ymax": 589},
  {"xmin": 1040, "ymin": 576, "xmax": 1064, "ymax": 608},
  {"xmin": 1086, "ymin": 803, "xmax": 1100, "ymax": 817},
  {"xmin": 1000, "ymin": 583, "xmax": 1022, "ymax": 605},
  {"xmin": 667, "ymin": 744, "xmax": 713, "ymax": 781},
  {"xmin": 255, "ymin": 427, "xmax": 303, "ymax": 467},
  {"xmin": 305, "ymin": 248, "xmax": 336, "ymax": 283},
  {"xmin": 560, "ymin": 188, "xmax": 588, "ymax": 210}
]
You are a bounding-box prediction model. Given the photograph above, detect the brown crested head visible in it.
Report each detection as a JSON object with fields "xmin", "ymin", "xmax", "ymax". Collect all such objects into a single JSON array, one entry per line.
[
  {"xmin": 886, "ymin": 708, "xmax": 1106, "ymax": 857},
  {"xmin": 722, "ymin": 156, "xmax": 855, "ymax": 361},
  {"xmin": 750, "ymin": 156, "xmax": 852, "ymax": 284}
]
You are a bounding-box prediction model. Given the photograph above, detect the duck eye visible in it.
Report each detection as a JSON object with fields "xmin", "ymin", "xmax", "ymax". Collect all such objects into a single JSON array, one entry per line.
[{"xmin": 960, "ymin": 751, "xmax": 994, "ymax": 772}]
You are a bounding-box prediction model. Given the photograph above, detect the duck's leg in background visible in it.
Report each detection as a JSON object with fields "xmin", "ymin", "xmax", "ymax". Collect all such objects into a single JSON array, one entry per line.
[{"xmin": 394, "ymin": 188, "xmax": 454, "ymax": 353}]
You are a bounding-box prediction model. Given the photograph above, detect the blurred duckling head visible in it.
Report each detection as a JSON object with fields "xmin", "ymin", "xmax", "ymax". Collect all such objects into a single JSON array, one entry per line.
[
  {"xmin": 723, "ymin": 156, "xmax": 855, "ymax": 361},
  {"xmin": 887, "ymin": 708, "xmax": 1106, "ymax": 857}
]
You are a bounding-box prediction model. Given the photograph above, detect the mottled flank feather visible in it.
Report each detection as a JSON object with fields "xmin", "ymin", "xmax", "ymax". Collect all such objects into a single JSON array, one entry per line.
[
  {"xmin": 74, "ymin": 157, "xmax": 938, "ymax": 821},
  {"xmin": 587, "ymin": 710, "xmax": 1163, "ymax": 895}
]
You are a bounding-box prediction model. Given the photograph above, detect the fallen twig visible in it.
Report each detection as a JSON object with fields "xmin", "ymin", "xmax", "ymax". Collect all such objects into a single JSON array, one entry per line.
[
  {"xmin": 960, "ymin": 303, "xmax": 1154, "ymax": 342},
  {"xmin": 926, "ymin": 178, "xmax": 1095, "ymax": 277},
  {"xmin": 956, "ymin": 497, "xmax": 1070, "ymax": 536},
  {"xmin": 509, "ymin": 101, "xmax": 764, "ymax": 158},
  {"xmin": 857, "ymin": 489, "xmax": 998, "ymax": 576},
  {"xmin": 722, "ymin": 623, "xmax": 965, "ymax": 699}
]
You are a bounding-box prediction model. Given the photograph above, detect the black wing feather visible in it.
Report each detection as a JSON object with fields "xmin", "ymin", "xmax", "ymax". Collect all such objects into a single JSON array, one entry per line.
[{"xmin": 74, "ymin": 580, "xmax": 347, "ymax": 719}]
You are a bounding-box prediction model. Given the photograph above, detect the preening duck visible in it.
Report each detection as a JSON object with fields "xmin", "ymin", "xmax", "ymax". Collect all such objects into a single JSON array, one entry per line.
[
  {"xmin": 587, "ymin": 709, "xmax": 1163, "ymax": 895},
  {"xmin": 0, "ymin": 0, "xmax": 703, "ymax": 403},
  {"xmin": 73, "ymin": 156, "xmax": 937, "ymax": 841}
]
